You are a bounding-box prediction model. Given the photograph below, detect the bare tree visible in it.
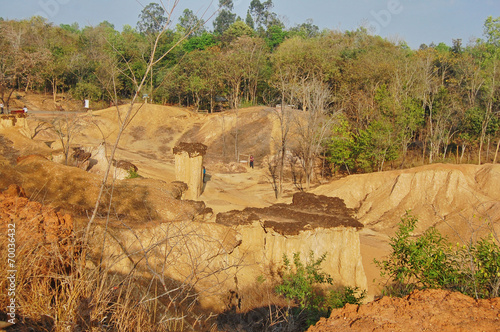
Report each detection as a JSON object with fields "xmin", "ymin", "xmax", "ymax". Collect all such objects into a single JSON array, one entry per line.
[
  {"xmin": 293, "ymin": 79, "xmax": 336, "ymax": 190},
  {"xmin": 50, "ymin": 114, "xmax": 82, "ymax": 165}
]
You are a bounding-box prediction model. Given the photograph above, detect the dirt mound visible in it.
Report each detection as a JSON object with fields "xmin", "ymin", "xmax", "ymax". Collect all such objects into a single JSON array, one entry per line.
[
  {"xmin": 0, "ymin": 184, "xmax": 73, "ymax": 244},
  {"xmin": 216, "ymin": 192, "xmax": 362, "ymax": 235},
  {"xmin": 0, "ymin": 150, "xmax": 208, "ymax": 225},
  {"xmin": 308, "ymin": 289, "xmax": 500, "ymax": 332}
]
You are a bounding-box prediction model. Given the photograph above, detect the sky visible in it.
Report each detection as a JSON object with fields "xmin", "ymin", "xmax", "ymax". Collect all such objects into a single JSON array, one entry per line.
[{"xmin": 1, "ymin": 0, "xmax": 499, "ymax": 49}]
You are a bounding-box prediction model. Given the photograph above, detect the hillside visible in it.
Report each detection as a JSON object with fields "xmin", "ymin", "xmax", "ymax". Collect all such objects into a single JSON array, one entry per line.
[{"xmin": 1, "ymin": 96, "xmax": 500, "ymax": 331}]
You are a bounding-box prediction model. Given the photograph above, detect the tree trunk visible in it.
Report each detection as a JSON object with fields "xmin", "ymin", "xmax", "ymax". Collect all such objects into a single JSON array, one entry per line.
[
  {"xmin": 487, "ymin": 136, "xmax": 491, "ymax": 162},
  {"xmin": 460, "ymin": 143, "xmax": 466, "ymax": 164},
  {"xmin": 234, "ymin": 108, "xmax": 239, "ymax": 161},
  {"xmin": 52, "ymin": 78, "xmax": 57, "ymax": 104},
  {"xmin": 494, "ymin": 139, "xmax": 500, "ymax": 164}
]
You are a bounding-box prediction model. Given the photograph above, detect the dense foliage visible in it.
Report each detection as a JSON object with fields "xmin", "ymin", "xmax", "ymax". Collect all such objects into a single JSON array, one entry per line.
[
  {"xmin": 1, "ymin": 3, "xmax": 499, "ymax": 172},
  {"xmin": 375, "ymin": 213, "xmax": 500, "ymax": 299}
]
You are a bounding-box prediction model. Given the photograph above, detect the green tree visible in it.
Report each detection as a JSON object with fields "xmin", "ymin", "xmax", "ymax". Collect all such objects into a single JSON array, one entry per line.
[
  {"xmin": 213, "ymin": 0, "xmax": 236, "ymax": 35},
  {"xmin": 289, "ymin": 19, "xmax": 320, "ymax": 39},
  {"xmin": 137, "ymin": 2, "xmax": 168, "ymax": 35},
  {"xmin": 221, "ymin": 20, "xmax": 254, "ymax": 45},
  {"xmin": 177, "ymin": 8, "xmax": 205, "ymax": 37},
  {"xmin": 327, "ymin": 115, "xmax": 356, "ymax": 174},
  {"xmin": 248, "ymin": 0, "xmax": 280, "ymax": 33}
]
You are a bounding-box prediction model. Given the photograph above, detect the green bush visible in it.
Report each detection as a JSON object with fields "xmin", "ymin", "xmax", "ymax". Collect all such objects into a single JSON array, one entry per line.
[
  {"xmin": 375, "ymin": 212, "xmax": 500, "ymax": 299},
  {"xmin": 276, "ymin": 251, "xmax": 367, "ymax": 329},
  {"xmin": 327, "ymin": 286, "xmax": 367, "ymax": 309}
]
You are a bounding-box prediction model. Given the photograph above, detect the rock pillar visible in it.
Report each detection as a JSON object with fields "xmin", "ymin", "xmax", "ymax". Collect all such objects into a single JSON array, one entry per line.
[{"xmin": 173, "ymin": 142, "xmax": 207, "ymax": 200}]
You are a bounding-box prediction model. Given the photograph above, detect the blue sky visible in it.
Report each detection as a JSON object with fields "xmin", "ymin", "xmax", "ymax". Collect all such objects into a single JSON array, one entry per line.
[{"xmin": 1, "ymin": 0, "xmax": 498, "ymax": 49}]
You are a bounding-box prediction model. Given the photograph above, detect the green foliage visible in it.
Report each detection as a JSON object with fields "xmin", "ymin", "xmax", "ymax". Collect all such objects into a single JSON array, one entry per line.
[
  {"xmin": 276, "ymin": 252, "xmax": 367, "ymax": 328},
  {"xmin": 327, "ymin": 286, "xmax": 367, "ymax": 309},
  {"xmin": 182, "ymin": 32, "xmax": 218, "ymax": 52},
  {"xmin": 126, "ymin": 168, "xmax": 140, "ymax": 179},
  {"xmin": 470, "ymin": 235, "xmax": 500, "ymax": 298},
  {"xmin": 328, "ymin": 116, "xmax": 398, "ymax": 173},
  {"xmin": 484, "ymin": 16, "xmax": 500, "ymax": 47},
  {"xmin": 222, "ymin": 20, "xmax": 254, "ymax": 44},
  {"xmin": 354, "ymin": 121, "xmax": 399, "ymax": 172},
  {"xmin": 71, "ymin": 81, "xmax": 103, "ymax": 101},
  {"xmin": 327, "ymin": 115, "xmax": 356, "ymax": 172},
  {"xmin": 276, "ymin": 252, "xmax": 333, "ymax": 310},
  {"xmin": 375, "ymin": 212, "xmax": 500, "ymax": 299},
  {"xmin": 288, "ymin": 19, "xmax": 320, "ymax": 39},
  {"xmin": 213, "ymin": 8, "xmax": 236, "ymax": 35},
  {"xmin": 177, "ymin": 8, "xmax": 206, "ymax": 37},
  {"xmin": 265, "ymin": 24, "xmax": 287, "ymax": 49},
  {"xmin": 137, "ymin": 2, "xmax": 167, "ymax": 35}
]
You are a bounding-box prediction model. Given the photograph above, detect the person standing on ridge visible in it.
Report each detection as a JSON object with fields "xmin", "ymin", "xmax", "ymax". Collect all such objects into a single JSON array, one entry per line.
[{"xmin": 249, "ymin": 155, "xmax": 254, "ymax": 169}]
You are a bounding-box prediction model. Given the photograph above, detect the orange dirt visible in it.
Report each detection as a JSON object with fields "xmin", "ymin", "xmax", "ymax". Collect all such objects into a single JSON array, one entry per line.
[{"xmin": 307, "ymin": 289, "xmax": 500, "ymax": 332}]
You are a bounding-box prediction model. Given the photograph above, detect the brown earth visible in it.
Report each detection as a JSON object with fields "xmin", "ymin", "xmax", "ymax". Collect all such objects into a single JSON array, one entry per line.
[
  {"xmin": 307, "ymin": 289, "xmax": 500, "ymax": 332},
  {"xmin": 1, "ymin": 93, "xmax": 500, "ymax": 331},
  {"xmin": 0, "ymin": 184, "xmax": 73, "ymax": 246}
]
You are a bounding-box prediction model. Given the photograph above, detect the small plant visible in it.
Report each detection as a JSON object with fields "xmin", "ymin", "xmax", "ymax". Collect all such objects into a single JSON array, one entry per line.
[
  {"xmin": 327, "ymin": 286, "xmax": 367, "ymax": 309},
  {"xmin": 126, "ymin": 167, "xmax": 140, "ymax": 179}
]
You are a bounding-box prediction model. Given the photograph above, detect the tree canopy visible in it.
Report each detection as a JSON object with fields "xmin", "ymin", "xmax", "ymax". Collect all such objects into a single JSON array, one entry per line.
[{"xmin": 1, "ymin": 8, "xmax": 499, "ymax": 175}]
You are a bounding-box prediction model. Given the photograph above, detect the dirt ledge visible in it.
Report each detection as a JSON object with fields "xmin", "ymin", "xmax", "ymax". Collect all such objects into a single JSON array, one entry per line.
[{"xmin": 216, "ymin": 192, "xmax": 362, "ymax": 235}]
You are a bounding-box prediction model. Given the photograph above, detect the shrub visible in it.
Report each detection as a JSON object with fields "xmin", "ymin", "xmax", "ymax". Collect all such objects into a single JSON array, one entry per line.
[
  {"xmin": 375, "ymin": 212, "xmax": 500, "ymax": 299},
  {"xmin": 327, "ymin": 286, "xmax": 367, "ymax": 309},
  {"xmin": 276, "ymin": 251, "xmax": 367, "ymax": 329}
]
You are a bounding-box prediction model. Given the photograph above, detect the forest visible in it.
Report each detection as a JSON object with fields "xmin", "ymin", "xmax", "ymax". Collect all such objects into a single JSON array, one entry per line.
[{"xmin": 1, "ymin": 0, "xmax": 499, "ymax": 174}]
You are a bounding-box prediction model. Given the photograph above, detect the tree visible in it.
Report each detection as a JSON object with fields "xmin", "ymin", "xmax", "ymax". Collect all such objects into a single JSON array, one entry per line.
[
  {"xmin": 177, "ymin": 8, "xmax": 205, "ymax": 37},
  {"xmin": 0, "ymin": 18, "xmax": 52, "ymax": 108},
  {"xmin": 221, "ymin": 20, "xmax": 254, "ymax": 44},
  {"xmin": 213, "ymin": 0, "xmax": 236, "ymax": 35},
  {"xmin": 289, "ymin": 19, "xmax": 320, "ymax": 39},
  {"xmin": 137, "ymin": 2, "xmax": 168, "ymax": 35},
  {"xmin": 248, "ymin": 0, "xmax": 276, "ymax": 33},
  {"xmin": 270, "ymin": 44, "xmax": 297, "ymax": 196},
  {"xmin": 50, "ymin": 115, "xmax": 82, "ymax": 165},
  {"xmin": 481, "ymin": 17, "xmax": 500, "ymax": 164},
  {"xmin": 293, "ymin": 79, "xmax": 336, "ymax": 190},
  {"xmin": 484, "ymin": 16, "xmax": 500, "ymax": 47}
]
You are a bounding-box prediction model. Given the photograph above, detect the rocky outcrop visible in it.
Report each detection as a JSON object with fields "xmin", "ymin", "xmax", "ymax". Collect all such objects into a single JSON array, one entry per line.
[
  {"xmin": 0, "ymin": 184, "xmax": 74, "ymax": 252},
  {"xmin": 217, "ymin": 192, "xmax": 368, "ymax": 292},
  {"xmin": 90, "ymin": 219, "xmax": 240, "ymax": 310},
  {"xmin": 93, "ymin": 193, "xmax": 367, "ymax": 311},
  {"xmin": 173, "ymin": 142, "xmax": 207, "ymax": 199},
  {"xmin": 0, "ymin": 114, "xmax": 26, "ymax": 129}
]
